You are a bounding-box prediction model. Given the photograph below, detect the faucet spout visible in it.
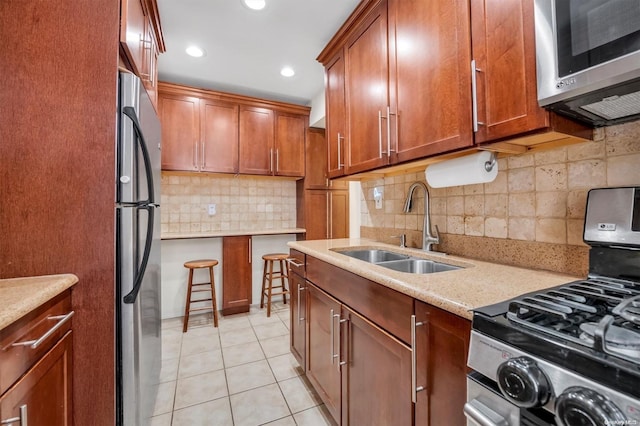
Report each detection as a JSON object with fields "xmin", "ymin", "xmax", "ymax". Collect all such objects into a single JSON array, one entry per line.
[{"xmin": 403, "ymin": 182, "xmax": 440, "ymax": 251}]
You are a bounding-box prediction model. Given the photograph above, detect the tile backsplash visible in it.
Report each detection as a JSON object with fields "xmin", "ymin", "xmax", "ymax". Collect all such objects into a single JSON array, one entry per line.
[
  {"xmin": 360, "ymin": 120, "xmax": 640, "ymax": 275},
  {"xmin": 160, "ymin": 173, "xmax": 297, "ymax": 234}
]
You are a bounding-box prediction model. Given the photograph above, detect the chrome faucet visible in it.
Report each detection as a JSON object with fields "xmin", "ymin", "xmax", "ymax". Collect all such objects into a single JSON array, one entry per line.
[{"xmin": 403, "ymin": 182, "xmax": 440, "ymax": 251}]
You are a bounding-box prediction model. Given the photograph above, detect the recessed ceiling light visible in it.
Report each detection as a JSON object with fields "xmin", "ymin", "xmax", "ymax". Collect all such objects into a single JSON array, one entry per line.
[
  {"xmin": 280, "ymin": 67, "xmax": 295, "ymax": 77},
  {"xmin": 185, "ymin": 46, "xmax": 205, "ymax": 58},
  {"xmin": 243, "ymin": 0, "xmax": 266, "ymax": 10}
]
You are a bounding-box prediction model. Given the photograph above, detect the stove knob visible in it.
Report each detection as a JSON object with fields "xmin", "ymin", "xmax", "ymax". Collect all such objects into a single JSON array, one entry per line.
[
  {"xmin": 496, "ymin": 357, "xmax": 551, "ymax": 408},
  {"xmin": 556, "ymin": 386, "xmax": 626, "ymax": 426}
]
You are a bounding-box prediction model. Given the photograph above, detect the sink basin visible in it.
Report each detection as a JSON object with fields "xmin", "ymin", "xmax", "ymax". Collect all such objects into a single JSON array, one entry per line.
[
  {"xmin": 334, "ymin": 248, "xmax": 462, "ymax": 274},
  {"xmin": 338, "ymin": 249, "xmax": 409, "ymax": 263},
  {"xmin": 378, "ymin": 259, "xmax": 461, "ymax": 274}
]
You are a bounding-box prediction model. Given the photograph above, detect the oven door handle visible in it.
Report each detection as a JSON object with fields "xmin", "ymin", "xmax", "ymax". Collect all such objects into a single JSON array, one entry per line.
[{"xmin": 464, "ymin": 399, "xmax": 508, "ymax": 426}]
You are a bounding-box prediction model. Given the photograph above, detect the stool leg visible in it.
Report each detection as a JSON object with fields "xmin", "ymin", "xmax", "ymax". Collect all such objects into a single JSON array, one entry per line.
[
  {"xmin": 267, "ymin": 260, "xmax": 274, "ymax": 317},
  {"xmin": 183, "ymin": 268, "xmax": 194, "ymax": 333},
  {"xmin": 209, "ymin": 266, "xmax": 218, "ymax": 328},
  {"xmin": 260, "ymin": 260, "xmax": 268, "ymax": 309},
  {"xmin": 280, "ymin": 259, "xmax": 288, "ymax": 305}
]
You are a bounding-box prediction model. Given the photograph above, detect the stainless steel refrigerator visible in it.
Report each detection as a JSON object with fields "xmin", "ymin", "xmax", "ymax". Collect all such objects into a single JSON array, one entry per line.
[{"xmin": 116, "ymin": 71, "xmax": 162, "ymax": 426}]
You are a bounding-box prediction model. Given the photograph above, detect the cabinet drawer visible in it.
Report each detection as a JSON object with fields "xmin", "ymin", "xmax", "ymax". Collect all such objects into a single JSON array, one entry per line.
[
  {"xmin": 287, "ymin": 249, "xmax": 306, "ymax": 278},
  {"xmin": 0, "ymin": 291, "xmax": 73, "ymax": 395},
  {"xmin": 306, "ymin": 256, "xmax": 413, "ymax": 345}
]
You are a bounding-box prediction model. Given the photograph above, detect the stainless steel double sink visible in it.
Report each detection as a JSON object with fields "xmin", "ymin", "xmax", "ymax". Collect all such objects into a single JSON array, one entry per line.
[{"xmin": 334, "ymin": 249, "xmax": 462, "ymax": 274}]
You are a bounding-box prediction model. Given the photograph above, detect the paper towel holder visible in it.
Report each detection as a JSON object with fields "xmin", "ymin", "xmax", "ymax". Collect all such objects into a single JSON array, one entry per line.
[{"xmin": 484, "ymin": 152, "xmax": 498, "ymax": 172}]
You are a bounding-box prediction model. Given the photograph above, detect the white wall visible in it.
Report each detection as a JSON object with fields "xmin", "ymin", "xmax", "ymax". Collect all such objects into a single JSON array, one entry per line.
[
  {"xmin": 349, "ymin": 181, "xmax": 361, "ymax": 238},
  {"xmin": 309, "ymin": 89, "xmax": 326, "ymax": 128},
  {"xmin": 160, "ymin": 234, "xmax": 295, "ymax": 319}
]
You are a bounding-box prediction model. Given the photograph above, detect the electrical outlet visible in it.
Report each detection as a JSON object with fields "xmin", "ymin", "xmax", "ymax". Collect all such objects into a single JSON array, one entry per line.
[
  {"xmin": 207, "ymin": 204, "xmax": 216, "ymax": 216},
  {"xmin": 373, "ymin": 187, "xmax": 383, "ymax": 210}
]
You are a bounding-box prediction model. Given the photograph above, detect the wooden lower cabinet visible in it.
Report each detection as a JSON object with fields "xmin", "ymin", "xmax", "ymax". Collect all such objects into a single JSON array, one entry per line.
[
  {"xmin": 222, "ymin": 236, "xmax": 252, "ymax": 315},
  {"xmin": 306, "ymin": 284, "xmax": 342, "ymax": 423},
  {"xmin": 341, "ymin": 306, "xmax": 412, "ymax": 426},
  {"xmin": 0, "ymin": 331, "xmax": 73, "ymax": 426},
  {"xmin": 288, "ymin": 269, "xmax": 307, "ymax": 370},
  {"xmin": 414, "ymin": 300, "xmax": 471, "ymax": 425},
  {"xmin": 299, "ymin": 256, "xmax": 471, "ymax": 425}
]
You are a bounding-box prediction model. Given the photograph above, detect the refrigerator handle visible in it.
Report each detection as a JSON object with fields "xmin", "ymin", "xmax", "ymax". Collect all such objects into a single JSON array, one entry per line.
[
  {"xmin": 123, "ymin": 205, "xmax": 155, "ymax": 304},
  {"xmin": 122, "ymin": 106, "xmax": 155, "ymax": 205}
]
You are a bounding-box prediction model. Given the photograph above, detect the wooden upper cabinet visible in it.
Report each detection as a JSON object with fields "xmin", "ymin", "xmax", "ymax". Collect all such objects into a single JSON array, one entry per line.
[
  {"xmin": 344, "ymin": 0, "xmax": 391, "ymax": 175},
  {"xmin": 470, "ymin": 0, "xmax": 549, "ymax": 143},
  {"xmin": 274, "ymin": 113, "xmax": 306, "ymax": 177},
  {"xmin": 239, "ymin": 106, "xmax": 275, "ymax": 175},
  {"xmin": 200, "ymin": 99, "xmax": 239, "ymax": 173},
  {"xmin": 389, "ymin": 0, "xmax": 474, "ymax": 163},
  {"xmin": 325, "ymin": 51, "xmax": 347, "ymax": 178},
  {"xmin": 120, "ymin": 0, "xmax": 146, "ymax": 77},
  {"xmin": 158, "ymin": 92, "xmax": 200, "ymax": 171}
]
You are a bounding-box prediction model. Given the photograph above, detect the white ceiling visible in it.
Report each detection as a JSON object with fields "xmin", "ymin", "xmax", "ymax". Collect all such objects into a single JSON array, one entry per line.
[{"xmin": 156, "ymin": 0, "xmax": 361, "ymax": 106}]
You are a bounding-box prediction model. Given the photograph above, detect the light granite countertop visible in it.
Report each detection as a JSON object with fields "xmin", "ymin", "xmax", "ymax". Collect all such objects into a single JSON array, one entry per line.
[
  {"xmin": 162, "ymin": 228, "xmax": 306, "ymax": 240},
  {"xmin": 0, "ymin": 274, "xmax": 78, "ymax": 330},
  {"xmin": 288, "ymin": 238, "xmax": 581, "ymax": 320}
]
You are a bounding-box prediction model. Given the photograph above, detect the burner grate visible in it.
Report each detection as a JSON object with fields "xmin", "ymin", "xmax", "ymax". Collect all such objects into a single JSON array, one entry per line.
[{"xmin": 507, "ymin": 278, "xmax": 640, "ymax": 362}]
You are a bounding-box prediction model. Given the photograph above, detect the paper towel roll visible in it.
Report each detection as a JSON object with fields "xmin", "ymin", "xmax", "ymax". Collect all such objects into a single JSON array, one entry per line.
[{"xmin": 425, "ymin": 151, "xmax": 498, "ymax": 188}]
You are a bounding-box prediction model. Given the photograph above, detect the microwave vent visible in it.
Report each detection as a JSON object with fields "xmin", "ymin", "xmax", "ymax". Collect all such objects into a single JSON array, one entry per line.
[{"xmin": 579, "ymin": 90, "xmax": 640, "ymax": 120}]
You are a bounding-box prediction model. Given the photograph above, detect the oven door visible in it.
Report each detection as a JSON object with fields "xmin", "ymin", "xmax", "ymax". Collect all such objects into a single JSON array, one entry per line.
[{"xmin": 465, "ymin": 373, "xmax": 555, "ymax": 426}]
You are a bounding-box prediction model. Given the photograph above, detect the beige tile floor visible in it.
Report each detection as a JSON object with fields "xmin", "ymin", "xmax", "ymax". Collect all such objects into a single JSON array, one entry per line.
[{"xmin": 152, "ymin": 302, "xmax": 336, "ymax": 426}]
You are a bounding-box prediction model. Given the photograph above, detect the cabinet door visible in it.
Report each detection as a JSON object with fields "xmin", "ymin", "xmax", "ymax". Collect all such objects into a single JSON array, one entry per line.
[
  {"xmin": 304, "ymin": 191, "xmax": 329, "ymax": 240},
  {"xmin": 200, "ymin": 99, "xmax": 239, "ymax": 174},
  {"xmin": 142, "ymin": 15, "xmax": 159, "ymax": 109},
  {"xmin": 325, "ymin": 51, "xmax": 347, "ymax": 178},
  {"xmin": 120, "ymin": 0, "xmax": 146, "ymax": 77},
  {"xmin": 389, "ymin": 0, "xmax": 474, "ymax": 162},
  {"xmin": 329, "ymin": 190, "xmax": 349, "ymax": 239},
  {"xmin": 158, "ymin": 92, "xmax": 200, "ymax": 171},
  {"xmin": 306, "ymin": 284, "xmax": 342, "ymax": 424},
  {"xmin": 341, "ymin": 306, "xmax": 412, "ymax": 426},
  {"xmin": 239, "ymin": 106, "xmax": 274, "ymax": 175},
  {"xmin": 305, "ymin": 128, "xmax": 329, "ymax": 189},
  {"xmin": 414, "ymin": 301, "xmax": 470, "ymax": 425},
  {"xmin": 222, "ymin": 236, "xmax": 252, "ymax": 315},
  {"xmin": 470, "ymin": 0, "xmax": 548, "ymax": 143},
  {"xmin": 288, "ymin": 272, "xmax": 307, "ymax": 371},
  {"xmin": 344, "ymin": 0, "xmax": 390, "ymax": 174},
  {"xmin": 275, "ymin": 113, "xmax": 305, "ymax": 177},
  {"xmin": 0, "ymin": 331, "xmax": 72, "ymax": 426}
]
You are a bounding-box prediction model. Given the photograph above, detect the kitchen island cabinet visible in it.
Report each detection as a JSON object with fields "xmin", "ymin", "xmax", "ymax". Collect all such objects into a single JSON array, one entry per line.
[{"xmin": 222, "ymin": 236, "xmax": 252, "ymax": 315}]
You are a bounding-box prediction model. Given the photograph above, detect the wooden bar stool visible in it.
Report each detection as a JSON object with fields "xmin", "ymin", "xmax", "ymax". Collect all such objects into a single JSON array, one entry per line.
[
  {"xmin": 183, "ymin": 259, "xmax": 219, "ymax": 332},
  {"xmin": 260, "ymin": 253, "xmax": 290, "ymax": 317}
]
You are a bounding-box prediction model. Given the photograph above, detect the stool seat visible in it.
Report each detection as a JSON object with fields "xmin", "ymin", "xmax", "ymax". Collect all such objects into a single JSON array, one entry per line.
[
  {"xmin": 183, "ymin": 258, "xmax": 219, "ymax": 332},
  {"xmin": 260, "ymin": 253, "xmax": 290, "ymax": 317},
  {"xmin": 184, "ymin": 259, "xmax": 219, "ymax": 269}
]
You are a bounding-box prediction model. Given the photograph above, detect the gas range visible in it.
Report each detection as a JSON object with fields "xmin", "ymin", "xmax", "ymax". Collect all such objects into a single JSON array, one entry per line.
[{"xmin": 466, "ymin": 188, "xmax": 640, "ymax": 426}]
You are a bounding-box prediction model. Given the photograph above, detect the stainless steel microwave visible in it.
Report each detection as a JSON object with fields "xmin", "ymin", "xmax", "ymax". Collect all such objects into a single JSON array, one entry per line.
[{"xmin": 534, "ymin": 0, "xmax": 640, "ymax": 127}]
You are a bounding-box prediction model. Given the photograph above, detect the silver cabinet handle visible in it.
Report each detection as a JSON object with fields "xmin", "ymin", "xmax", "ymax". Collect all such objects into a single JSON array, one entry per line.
[
  {"xmin": 1, "ymin": 404, "xmax": 27, "ymax": 425},
  {"xmin": 330, "ymin": 309, "xmax": 340, "ymax": 364},
  {"xmin": 337, "ymin": 133, "xmax": 344, "ymax": 169},
  {"xmin": 338, "ymin": 317, "xmax": 348, "ymax": 366},
  {"xmin": 464, "ymin": 399, "xmax": 508, "ymax": 426},
  {"xmin": 325, "ymin": 192, "xmax": 330, "ymax": 239},
  {"xmin": 297, "ymin": 284, "xmax": 305, "ymax": 322},
  {"xmin": 286, "ymin": 258, "xmax": 304, "ymax": 268},
  {"xmin": 12, "ymin": 312, "xmax": 74, "ymax": 350},
  {"xmin": 248, "ymin": 237, "xmax": 252, "ymax": 264},
  {"xmin": 275, "ymin": 149, "xmax": 279, "ymax": 173},
  {"xmin": 386, "ymin": 106, "xmax": 394, "ymax": 155},
  {"xmin": 202, "ymin": 142, "xmax": 206, "ymax": 168},
  {"xmin": 378, "ymin": 110, "xmax": 384, "ymax": 158},
  {"xmin": 411, "ymin": 314, "xmax": 425, "ymax": 403},
  {"xmin": 471, "ymin": 60, "xmax": 485, "ymax": 132},
  {"xmin": 328, "ymin": 193, "xmax": 333, "ymax": 239},
  {"xmin": 193, "ymin": 141, "xmax": 199, "ymax": 170},
  {"xmin": 269, "ymin": 148, "xmax": 273, "ymax": 173}
]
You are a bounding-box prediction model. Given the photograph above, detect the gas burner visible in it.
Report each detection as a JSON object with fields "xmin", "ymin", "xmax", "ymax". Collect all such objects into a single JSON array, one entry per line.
[{"xmin": 506, "ymin": 278, "xmax": 640, "ymax": 358}]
